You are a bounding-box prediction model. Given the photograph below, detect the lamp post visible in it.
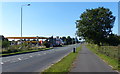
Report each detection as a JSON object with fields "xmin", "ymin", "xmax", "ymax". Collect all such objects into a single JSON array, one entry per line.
[{"xmin": 21, "ymin": 4, "xmax": 30, "ymax": 43}]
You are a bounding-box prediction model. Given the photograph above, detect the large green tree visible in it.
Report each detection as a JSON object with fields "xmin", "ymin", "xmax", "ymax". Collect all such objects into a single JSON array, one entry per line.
[{"xmin": 76, "ymin": 7, "xmax": 115, "ymax": 46}]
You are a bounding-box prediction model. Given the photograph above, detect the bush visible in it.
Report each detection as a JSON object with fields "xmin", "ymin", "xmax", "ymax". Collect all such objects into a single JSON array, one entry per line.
[
  {"xmin": 42, "ymin": 41, "xmax": 50, "ymax": 48},
  {"xmin": 2, "ymin": 40, "xmax": 10, "ymax": 48},
  {"xmin": 7, "ymin": 49, "xmax": 20, "ymax": 53}
]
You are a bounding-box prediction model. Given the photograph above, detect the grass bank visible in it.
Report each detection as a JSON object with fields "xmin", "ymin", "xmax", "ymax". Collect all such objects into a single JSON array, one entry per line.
[
  {"xmin": 1, "ymin": 44, "xmax": 69, "ymax": 57},
  {"xmin": 86, "ymin": 44, "xmax": 119, "ymax": 71},
  {"xmin": 1, "ymin": 48, "xmax": 52, "ymax": 57},
  {"xmin": 42, "ymin": 44, "xmax": 82, "ymax": 73}
]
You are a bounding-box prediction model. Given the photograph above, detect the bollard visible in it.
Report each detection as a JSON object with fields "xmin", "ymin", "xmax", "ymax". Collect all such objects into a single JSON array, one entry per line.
[{"xmin": 73, "ymin": 47, "xmax": 76, "ymax": 53}]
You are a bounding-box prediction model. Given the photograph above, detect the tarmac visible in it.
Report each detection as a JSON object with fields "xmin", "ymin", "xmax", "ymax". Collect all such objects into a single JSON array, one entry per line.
[{"xmin": 70, "ymin": 45, "xmax": 119, "ymax": 74}]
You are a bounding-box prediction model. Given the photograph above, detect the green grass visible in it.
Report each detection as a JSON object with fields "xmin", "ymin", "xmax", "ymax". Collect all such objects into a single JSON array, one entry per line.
[
  {"xmin": 86, "ymin": 44, "xmax": 119, "ymax": 71},
  {"xmin": 0, "ymin": 48, "xmax": 52, "ymax": 57},
  {"xmin": 42, "ymin": 45, "xmax": 82, "ymax": 73}
]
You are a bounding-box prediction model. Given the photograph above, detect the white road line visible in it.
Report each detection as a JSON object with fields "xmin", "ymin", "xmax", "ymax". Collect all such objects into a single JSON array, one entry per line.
[
  {"xmin": 18, "ymin": 58, "xmax": 21, "ymax": 60},
  {"xmin": 30, "ymin": 56, "xmax": 32, "ymax": 57},
  {"xmin": 0, "ymin": 62, "xmax": 4, "ymax": 64}
]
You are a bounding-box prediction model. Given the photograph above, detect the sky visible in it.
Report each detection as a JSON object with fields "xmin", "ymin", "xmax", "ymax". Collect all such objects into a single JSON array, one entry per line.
[{"xmin": 0, "ymin": 2, "xmax": 118, "ymax": 38}]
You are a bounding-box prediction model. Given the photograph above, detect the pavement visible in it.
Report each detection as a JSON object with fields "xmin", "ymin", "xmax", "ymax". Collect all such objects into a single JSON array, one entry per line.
[
  {"xmin": 70, "ymin": 45, "xmax": 119, "ymax": 74},
  {"xmin": 1, "ymin": 44, "xmax": 80, "ymax": 73}
]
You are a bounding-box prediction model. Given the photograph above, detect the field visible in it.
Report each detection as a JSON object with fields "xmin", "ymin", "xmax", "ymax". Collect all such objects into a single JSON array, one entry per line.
[{"xmin": 89, "ymin": 44, "xmax": 119, "ymax": 59}]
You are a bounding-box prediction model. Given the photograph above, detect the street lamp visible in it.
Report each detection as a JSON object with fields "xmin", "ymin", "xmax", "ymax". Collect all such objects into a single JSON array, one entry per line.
[{"xmin": 21, "ymin": 4, "xmax": 30, "ymax": 43}]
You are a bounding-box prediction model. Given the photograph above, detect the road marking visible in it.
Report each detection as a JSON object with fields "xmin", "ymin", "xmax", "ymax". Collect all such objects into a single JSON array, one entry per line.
[
  {"xmin": 18, "ymin": 58, "xmax": 21, "ymax": 60},
  {"xmin": 30, "ymin": 56, "xmax": 32, "ymax": 57},
  {"xmin": 0, "ymin": 62, "xmax": 4, "ymax": 64}
]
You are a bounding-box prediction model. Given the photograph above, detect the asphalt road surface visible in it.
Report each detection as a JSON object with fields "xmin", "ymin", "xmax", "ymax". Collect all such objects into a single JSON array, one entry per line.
[
  {"xmin": 70, "ymin": 45, "xmax": 119, "ymax": 74},
  {"xmin": 1, "ymin": 44, "xmax": 80, "ymax": 72}
]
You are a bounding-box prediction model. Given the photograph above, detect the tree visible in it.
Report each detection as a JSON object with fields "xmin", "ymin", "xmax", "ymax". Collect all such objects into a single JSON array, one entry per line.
[
  {"xmin": 43, "ymin": 39, "xmax": 50, "ymax": 48},
  {"xmin": 105, "ymin": 34, "xmax": 120, "ymax": 46},
  {"xmin": 61, "ymin": 37, "xmax": 67, "ymax": 44},
  {"xmin": 72, "ymin": 38, "xmax": 75, "ymax": 44},
  {"xmin": 66, "ymin": 36, "xmax": 72, "ymax": 45},
  {"xmin": 49, "ymin": 36, "xmax": 54, "ymax": 46},
  {"xmin": 75, "ymin": 37, "xmax": 79, "ymax": 43},
  {"xmin": 76, "ymin": 7, "xmax": 115, "ymax": 46},
  {"xmin": 1, "ymin": 35, "xmax": 10, "ymax": 48}
]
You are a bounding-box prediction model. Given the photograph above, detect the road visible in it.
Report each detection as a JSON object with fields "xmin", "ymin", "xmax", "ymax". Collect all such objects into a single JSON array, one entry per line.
[
  {"xmin": 1, "ymin": 44, "xmax": 80, "ymax": 72},
  {"xmin": 71, "ymin": 45, "xmax": 119, "ymax": 74}
]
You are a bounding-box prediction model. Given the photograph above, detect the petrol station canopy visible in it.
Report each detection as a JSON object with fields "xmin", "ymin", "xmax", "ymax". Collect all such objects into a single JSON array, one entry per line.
[{"xmin": 6, "ymin": 37, "xmax": 49, "ymax": 39}]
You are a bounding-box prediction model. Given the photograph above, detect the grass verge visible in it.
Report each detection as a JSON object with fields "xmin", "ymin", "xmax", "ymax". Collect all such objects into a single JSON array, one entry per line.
[
  {"xmin": 42, "ymin": 45, "xmax": 82, "ymax": 73},
  {"xmin": 86, "ymin": 44, "xmax": 119, "ymax": 71},
  {"xmin": 0, "ymin": 48, "xmax": 52, "ymax": 57}
]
